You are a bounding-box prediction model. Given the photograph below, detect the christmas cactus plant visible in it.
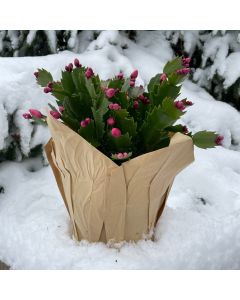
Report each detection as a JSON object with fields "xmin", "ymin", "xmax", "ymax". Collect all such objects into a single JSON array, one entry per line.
[{"xmin": 23, "ymin": 57, "xmax": 223, "ymax": 164}]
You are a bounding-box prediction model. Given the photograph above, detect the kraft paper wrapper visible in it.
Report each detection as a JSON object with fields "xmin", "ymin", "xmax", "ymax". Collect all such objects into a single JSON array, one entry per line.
[{"xmin": 45, "ymin": 115, "xmax": 194, "ymax": 243}]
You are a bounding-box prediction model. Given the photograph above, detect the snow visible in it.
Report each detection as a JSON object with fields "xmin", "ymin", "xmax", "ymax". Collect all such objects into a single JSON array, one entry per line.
[
  {"xmin": 0, "ymin": 30, "xmax": 240, "ymax": 269},
  {"xmin": 224, "ymin": 52, "xmax": 240, "ymax": 88}
]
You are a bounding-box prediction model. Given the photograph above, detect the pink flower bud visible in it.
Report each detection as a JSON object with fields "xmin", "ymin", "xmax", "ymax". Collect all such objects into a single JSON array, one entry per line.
[
  {"xmin": 112, "ymin": 103, "xmax": 121, "ymax": 110},
  {"xmin": 117, "ymin": 153, "xmax": 124, "ymax": 159},
  {"xmin": 85, "ymin": 67, "xmax": 94, "ymax": 79},
  {"xmin": 47, "ymin": 82, "xmax": 53, "ymax": 88},
  {"xmin": 85, "ymin": 118, "xmax": 91, "ymax": 125},
  {"xmin": 34, "ymin": 71, "xmax": 39, "ymax": 78},
  {"xmin": 130, "ymin": 69, "xmax": 138, "ymax": 79},
  {"xmin": 109, "ymin": 103, "xmax": 121, "ymax": 110},
  {"xmin": 117, "ymin": 72, "xmax": 124, "ymax": 80},
  {"xmin": 138, "ymin": 94, "xmax": 145, "ymax": 101},
  {"xmin": 185, "ymin": 100, "xmax": 193, "ymax": 106},
  {"xmin": 44, "ymin": 87, "xmax": 52, "ymax": 93},
  {"xmin": 111, "ymin": 128, "xmax": 121, "ymax": 138},
  {"xmin": 58, "ymin": 106, "xmax": 64, "ymax": 113},
  {"xmin": 80, "ymin": 120, "xmax": 87, "ymax": 128},
  {"xmin": 160, "ymin": 73, "xmax": 167, "ymax": 81},
  {"xmin": 182, "ymin": 57, "xmax": 191, "ymax": 67},
  {"xmin": 142, "ymin": 97, "xmax": 150, "ymax": 105},
  {"xmin": 133, "ymin": 100, "xmax": 139, "ymax": 109},
  {"xmin": 66, "ymin": 63, "xmax": 73, "ymax": 72},
  {"xmin": 22, "ymin": 113, "xmax": 32, "ymax": 119},
  {"xmin": 130, "ymin": 80, "xmax": 135, "ymax": 87},
  {"xmin": 174, "ymin": 101, "xmax": 186, "ymax": 111},
  {"xmin": 105, "ymin": 88, "xmax": 117, "ymax": 99},
  {"xmin": 74, "ymin": 58, "xmax": 81, "ymax": 68},
  {"xmin": 123, "ymin": 152, "xmax": 128, "ymax": 158},
  {"xmin": 177, "ymin": 68, "xmax": 191, "ymax": 75},
  {"xmin": 107, "ymin": 117, "xmax": 115, "ymax": 126},
  {"xmin": 29, "ymin": 109, "xmax": 43, "ymax": 119},
  {"xmin": 182, "ymin": 125, "xmax": 189, "ymax": 134},
  {"xmin": 50, "ymin": 110, "xmax": 61, "ymax": 119},
  {"xmin": 215, "ymin": 135, "xmax": 224, "ymax": 146}
]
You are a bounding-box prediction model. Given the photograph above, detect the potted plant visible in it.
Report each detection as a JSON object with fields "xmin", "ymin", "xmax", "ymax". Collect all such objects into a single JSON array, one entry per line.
[{"xmin": 23, "ymin": 57, "xmax": 223, "ymax": 242}]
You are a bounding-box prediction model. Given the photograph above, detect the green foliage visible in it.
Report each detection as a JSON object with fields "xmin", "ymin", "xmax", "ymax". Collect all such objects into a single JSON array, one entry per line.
[
  {"xmin": 32, "ymin": 57, "xmax": 221, "ymax": 163},
  {"xmin": 36, "ymin": 69, "xmax": 53, "ymax": 87},
  {"xmin": 192, "ymin": 131, "xmax": 218, "ymax": 149},
  {"xmin": 163, "ymin": 57, "xmax": 183, "ymax": 76},
  {"xmin": 78, "ymin": 121, "xmax": 99, "ymax": 147},
  {"xmin": 107, "ymin": 133, "xmax": 132, "ymax": 152}
]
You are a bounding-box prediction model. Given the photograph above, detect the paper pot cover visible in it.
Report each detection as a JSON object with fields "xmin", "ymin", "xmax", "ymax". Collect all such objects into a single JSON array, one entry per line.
[{"xmin": 45, "ymin": 115, "xmax": 194, "ymax": 243}]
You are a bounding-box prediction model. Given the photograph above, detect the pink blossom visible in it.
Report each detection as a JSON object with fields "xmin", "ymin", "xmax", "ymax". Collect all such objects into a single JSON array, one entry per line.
[
  {"xmin": 182, "ymin": 57, "xmax": 191, "ymax": 67},
  {"xmin": 47, "ymin": 82, "xmax": 53, "ymax": 88},
  {"xmin": 138, "ymin": 94, "xmax": 150, "ymax": 104},
  {"xmin": 80, "ymin": 120, "xmax": 87, "ymax": 128},
  {"xmin": 130, "ymin": 69, "xmax": 138, "ymax": 79},
  {"xmin": 109, "ymin": 103, "xmax": 121, "ymax": 110},
  {"xmin": 111, "ymin": 128, "xmax": 121, "ymax": 138},
  {"xmin": 160, "ymin": 73, "xmax": 167, "ymax": 81},
  {"xmin": 29, "ymin": 109, "xmax": 43, "ymax": 119},
  {"xmin": 85, "ymin": 118, "xmax": 91, "ymax": 125},
  {"xmin": 117, "ymin": 153, "xmax": 124, "ymax": 159},
  {"xmin": 74, "ymin": 58, "xmax": 81, "ymax": 68},
  {"xmin": 215, "ymin": 135, "xmax": 224, "ymax": 146},
  {"xmin": 130, "ymin": 80, "xmax": 135, "ymax": 87},
  {"xmin": 174, "ymin": 101, "xmax": 186, "ymax": 111},
  {"xmin": 133, "ymin": 100, "xmax": 139, "ymax": 109},
  {"xmin": 185, "ymin": 100, "xmax": 193, "ymax": 106},
  {"xmin": 117, "ymin": 72, "xmax": 124, "ymax": 80},
  {"xmin": 44, "ymin": 87, "xmax": 52, "ymax": 93},
  {"xmin": 177, "ymin": 68, "xmax": 191, "ymax": 75},
  {"xmin": 85, "ymin": 67, "xmax": 94, "ymax": 79},
  {"xmin": 50, "ymin": 110, "xmax": 61, "ymax": 119},
  {"xmin": 182, "ymin": 125, "xmax": 189, "ymax": 134},
  {"xmin": 22, "ymin": 113, "xmax": 32, "ymax": 119},
  {"xmin": 58, "ymin": 106, "xmax": 64, "ymax": 113},
  {"xmin": 68, "ymin": 63, "xmax": 73, "ymax": 71},
  {"xmin": 105, "ymin": 88, "xmax": 117, "ymax": 99},
  {"xmin": 142, "ymin": 97, "xmax": 150, "ymax": 105},
  {"xmin": 107, "ymin": 117, "xmax": 115, "ymax": 126},
  {"xmin": 113, "ymin": 103, "xmax": 121, "ymax": 110},
  {"xmin": 114, "ymin": 152, "xmax": 129, "ymax": 160}
]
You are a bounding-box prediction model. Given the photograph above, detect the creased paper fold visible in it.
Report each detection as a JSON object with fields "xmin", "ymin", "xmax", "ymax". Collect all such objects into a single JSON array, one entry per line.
[{"xmin": 45, "ymin": 115, "xmax": 194, "ymax": 242}]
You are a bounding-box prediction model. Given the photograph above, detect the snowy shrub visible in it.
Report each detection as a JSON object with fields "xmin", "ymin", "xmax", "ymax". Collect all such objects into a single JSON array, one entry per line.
[
  {"xmin": 0, "ymin": 30, "xmax": 101, "ymax": 57},
  {"xmin": 2, "ymin": 30, "xmax": 240, "ymax": 109},
  {"xmin": 161, "ymin": 30, "xmax": 240, "ymax": 109},
  {"xmin": 23, "ymin": 57, "xmax": 222, "ymax": 163}
]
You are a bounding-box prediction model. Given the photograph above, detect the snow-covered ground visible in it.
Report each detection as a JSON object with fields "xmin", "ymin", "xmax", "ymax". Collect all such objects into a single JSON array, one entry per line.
[{"xmin": 0, "ymin": 30, "xmax": 240, "ymax": 269}]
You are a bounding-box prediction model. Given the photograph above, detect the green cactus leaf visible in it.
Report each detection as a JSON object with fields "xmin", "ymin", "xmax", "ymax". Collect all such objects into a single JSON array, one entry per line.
[
  {"xmin": 36, "ymin": 69, "xmax": 53, "ymax": 87},
  {"xmin": 107, "ymin": 132, "xmax": 132, "ymax": 152},
  {"xmin": 192, "ymin": 131, "xmax": 218, "ymax": 149},
  {"xmin": 78, "ymin": 121, "xmax": 100, "ymax": 147},
  {"xmin": 163, "ymin": 57, "xmax": 183, "ymax": 76},
  {"xmin": 113, "ymin": 109, "xmax": 137, "ymax": 137}
]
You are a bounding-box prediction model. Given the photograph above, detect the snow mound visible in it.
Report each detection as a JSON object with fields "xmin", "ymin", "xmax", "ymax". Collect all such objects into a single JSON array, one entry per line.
[{"xmin": 0, "ymin": 146, "xmax": 240, "ymax": 269}]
